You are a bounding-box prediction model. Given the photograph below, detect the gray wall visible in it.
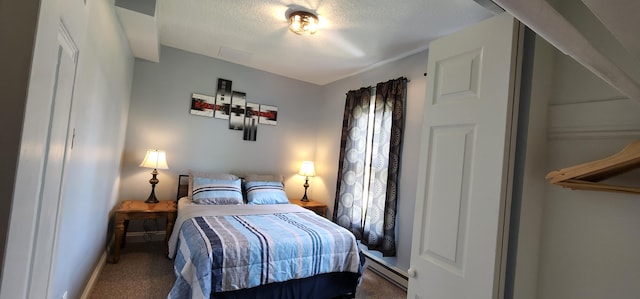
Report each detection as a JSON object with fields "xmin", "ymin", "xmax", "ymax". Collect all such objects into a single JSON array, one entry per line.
[
  {"xmin": 534, "ymin": 1, "xmax": 640, "ymax": 297},
  {"xmin": 537, "ymin": 56, "xmax": 640, "ymax": 299},
  {"xmin": 1, "ymin": 0, "xmax": 134, "ymax": 298},
  {"xmin": 509, "ymin": 33, "xmax": 554, "ymax": 299},
  {"xmin": 0, "ymin": 0, "xmax": 40, "ymax": 283},
  {"xmin": 119, "ymin": 46, "xmax": 324, "ymax": 202}
]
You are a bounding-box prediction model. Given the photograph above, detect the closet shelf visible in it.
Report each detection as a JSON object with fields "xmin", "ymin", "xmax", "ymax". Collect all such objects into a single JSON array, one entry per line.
[{"xmin": 545, "ymin": 140, "xmax": 640, "ymax": 194}]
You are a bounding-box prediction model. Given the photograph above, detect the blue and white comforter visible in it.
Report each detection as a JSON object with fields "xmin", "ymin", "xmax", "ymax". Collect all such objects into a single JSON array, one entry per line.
[{"xmin": 167, "ymin": 201, "xmax": 361, "ymax": 299}]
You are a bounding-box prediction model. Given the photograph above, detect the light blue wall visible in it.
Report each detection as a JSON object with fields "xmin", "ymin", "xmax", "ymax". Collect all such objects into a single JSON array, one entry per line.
[
  {"xmin": 2, "ymin": 0, "xmax": 134, "ymax": 298},
  {"xmin": 120, "ymin": 46, "xmax": 428, "ymax": 273},
  {"xmin": 51, "ymin": 1, "xmax": 135, "ymax": 298},
  {"xmin": 119, "ymin": 46, "xmax": 324, "ymax": 202}
]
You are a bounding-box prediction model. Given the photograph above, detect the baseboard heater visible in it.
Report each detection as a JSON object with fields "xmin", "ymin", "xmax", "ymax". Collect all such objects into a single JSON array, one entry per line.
[{"xmin": 361, "ymin": 250, "xmax": 408, "ymax": 291}]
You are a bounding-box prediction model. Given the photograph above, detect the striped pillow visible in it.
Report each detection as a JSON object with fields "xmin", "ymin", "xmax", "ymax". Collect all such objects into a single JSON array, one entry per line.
[
  {"xmin": 245, "ymin": 181, "xmax": 289, "ymax": 205},
  {"xmin": 188, "ymin": 171, "xmax": 238, "ymax": 198},
  {"xmin": 192, "ymin": 177, "xmax": 243, "ymax": 205}
]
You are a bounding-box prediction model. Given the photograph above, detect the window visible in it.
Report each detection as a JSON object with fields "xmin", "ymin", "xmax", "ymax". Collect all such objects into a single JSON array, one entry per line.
[{"xmin": 333, "ymin": 78, "xmax": 406, "ymax": 256}]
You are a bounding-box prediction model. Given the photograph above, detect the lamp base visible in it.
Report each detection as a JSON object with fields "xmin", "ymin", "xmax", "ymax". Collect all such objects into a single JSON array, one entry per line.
[
  {"xmin": 145, "ymin": 191, "xmax": 159, "ymax": 203},
  {"xmin": 145, "ymin": 169, "xmax": 160, "ymax": 203},
  {"xmin": 301, "ymin": 177, "xmax": 310, "ymax": 202}
]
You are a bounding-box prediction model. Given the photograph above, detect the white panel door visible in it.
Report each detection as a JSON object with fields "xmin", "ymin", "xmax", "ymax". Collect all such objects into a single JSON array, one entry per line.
[{"xmin": 407, "ymin": 13, "xmax": 521, "ymax": 299}]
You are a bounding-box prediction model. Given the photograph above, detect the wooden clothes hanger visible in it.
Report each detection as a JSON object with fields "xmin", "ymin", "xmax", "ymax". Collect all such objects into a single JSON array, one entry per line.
[{"xmin": 545, "ymin": 140, "xmax": 640, "ymax": 194}]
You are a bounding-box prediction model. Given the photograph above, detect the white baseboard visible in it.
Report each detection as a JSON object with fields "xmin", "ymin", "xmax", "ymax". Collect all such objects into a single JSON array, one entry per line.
[
  {"xmin": 362, "ymin": 251, "xmax": 408, "ymax": 291},
  {"xmin": 80, "ymin": 250, "xmax": 107, "ymax": 299}
]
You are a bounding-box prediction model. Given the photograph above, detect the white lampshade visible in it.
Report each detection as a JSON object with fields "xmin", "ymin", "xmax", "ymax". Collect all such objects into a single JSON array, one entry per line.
[
  {"xmin": 298, "ymin": 161, "xmax": 316, "ymax": 177},
  {"xmin": 139, "ymin": 149, "xmax": 169, "ymax": 170}
]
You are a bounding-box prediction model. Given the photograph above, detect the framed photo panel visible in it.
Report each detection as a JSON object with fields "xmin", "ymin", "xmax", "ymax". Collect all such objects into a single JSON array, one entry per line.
[
  {"xmin": 244, "ymin": 102, "xmax": 259, "ymax": 141},
  {"xmin": 259, "ymin": 104, "xmax": 278, "ymax": 125},
  {"xmin": 188, "ymin": 77, "xmax": 282, "ymax": 141},
  {"xmin": 190, "ymin": 93, "xmax": 215, "ymax": 117},
  {"xmin": 229, "ymin": 91, "xmax": 246, "ymax": 130},
  {"xmin": 214, "ymin": 78, "xmax": 232, "ymax": 119}
]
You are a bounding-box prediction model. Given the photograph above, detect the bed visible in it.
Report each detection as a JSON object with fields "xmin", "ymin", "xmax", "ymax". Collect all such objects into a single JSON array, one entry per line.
[{"xmin": 167, "ymin": 173, "xmax": 363, "ymax": 299}]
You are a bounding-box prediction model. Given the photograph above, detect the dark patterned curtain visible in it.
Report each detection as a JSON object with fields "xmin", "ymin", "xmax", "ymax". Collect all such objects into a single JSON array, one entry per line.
[
  {"xmin": 362, "ymin": 78, "xmax": 405, "ymax": 255},
  {"xmin": 334, "ymin": 78, "xmax": 406, "ymax": 256},
  {"xmin": 333, "ymin": 87, "xmax": 371, "ymax": 239}
]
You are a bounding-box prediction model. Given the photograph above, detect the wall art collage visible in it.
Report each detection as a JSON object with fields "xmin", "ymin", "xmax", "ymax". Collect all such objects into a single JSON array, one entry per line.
[{"xmin": 189, "ymin": 78, "xmax": 278, "ymax": 141}]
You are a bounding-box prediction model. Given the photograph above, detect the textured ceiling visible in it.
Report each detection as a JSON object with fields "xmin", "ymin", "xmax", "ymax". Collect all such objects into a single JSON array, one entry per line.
[{"xmin": 117, "ymin": 0, "xmax": 496, "ymax": 85}]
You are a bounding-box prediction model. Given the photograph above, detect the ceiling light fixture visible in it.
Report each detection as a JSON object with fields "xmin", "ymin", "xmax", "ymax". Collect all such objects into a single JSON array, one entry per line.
[{"xmin": 288, "ymin": 11, "xmax": 319, "ymax": 35}]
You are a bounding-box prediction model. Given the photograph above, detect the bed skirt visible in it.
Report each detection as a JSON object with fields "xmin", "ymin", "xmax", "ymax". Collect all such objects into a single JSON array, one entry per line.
[{"xmin": 211, "ymin": 271, "xmax": 360, "ymax": 299}]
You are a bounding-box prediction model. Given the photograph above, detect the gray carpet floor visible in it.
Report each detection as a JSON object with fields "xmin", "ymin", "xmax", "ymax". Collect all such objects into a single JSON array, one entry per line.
[{"xmin": 89, "ymin": 241, "xmax": 406, "ymax": 298}]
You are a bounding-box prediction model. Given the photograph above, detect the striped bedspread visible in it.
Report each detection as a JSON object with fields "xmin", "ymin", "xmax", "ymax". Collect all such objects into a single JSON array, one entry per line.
[{"xmin": 167, "ymin": 202, "xmax": 361, "ymax": 299}]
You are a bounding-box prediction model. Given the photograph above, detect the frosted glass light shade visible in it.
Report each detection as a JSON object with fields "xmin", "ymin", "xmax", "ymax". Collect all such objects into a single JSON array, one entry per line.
[
  {"xmin": 288, "ymin": 11, "xmax": 318, "ymax": 35},
  {"xmin": 139, "ymin": 149, "xmax": 169, "ymax": 170}
]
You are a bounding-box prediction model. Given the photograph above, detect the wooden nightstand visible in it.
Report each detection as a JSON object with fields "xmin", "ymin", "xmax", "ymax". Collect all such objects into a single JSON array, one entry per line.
[
  {"xmin": 289, "ymin": 198, "xmax": 327, "ymax": 218},
  {"xmin": 109, "ymin": 200, "xmax": 177, "ymax": 263}
]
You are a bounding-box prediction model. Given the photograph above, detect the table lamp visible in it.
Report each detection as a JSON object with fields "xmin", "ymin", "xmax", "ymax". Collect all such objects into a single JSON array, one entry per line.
[
  {"xmin": 139, "ymin": 149, "xmax": 169, "ymax": 203},
  {"xmin": 298, "ymin": 161, "xmax": 316, "ymax": 202}
]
